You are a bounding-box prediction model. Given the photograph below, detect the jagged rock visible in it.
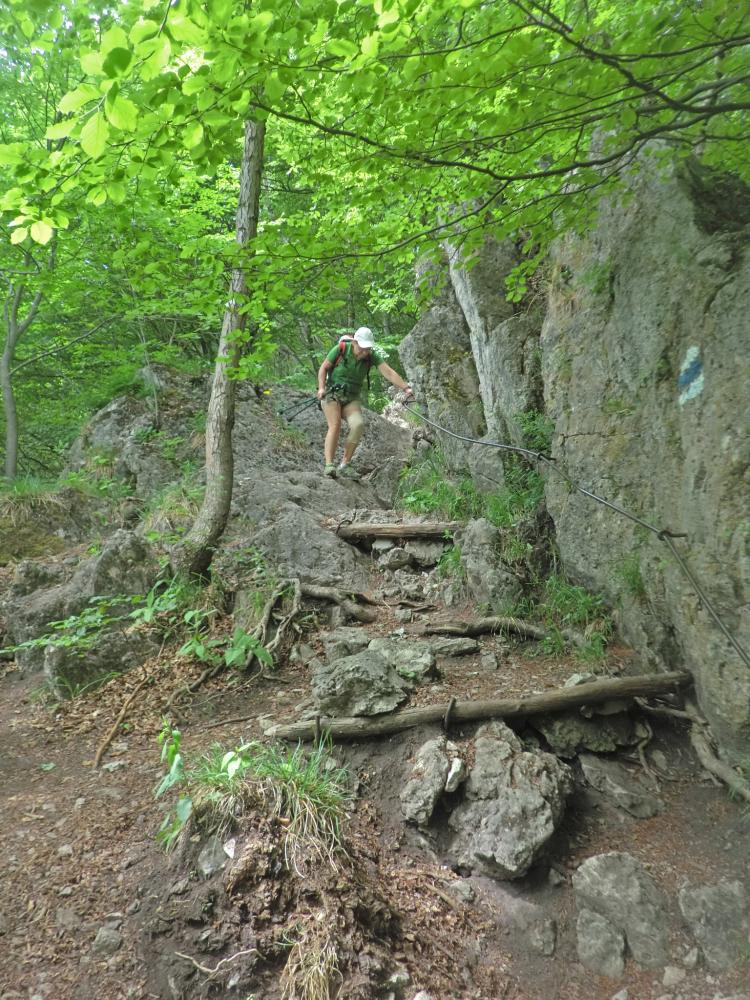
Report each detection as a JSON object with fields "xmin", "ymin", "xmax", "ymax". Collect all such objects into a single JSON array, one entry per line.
[
  {"xmin": 444, "ymin": 757, "xmax": 466, "ymax": 793},
  {"xmin": 399, "ymin": 265, "xmax": 486, "ymax": 473},
  {"xmin": 91, "ymin": 926, "xmax": 123, "ymax": 956},
  {"xmin": 426, "ymin": 637, "xmax": 480, "ymax": 657},
  {"xmin": 250, "ymin": 504, "xmax": 372, "ymax": 589},
  {"xmin": 366, "ymin": 639, "xmax": 436, "ymax": 683},
  {"xmin": 379, "ymin": 548, "xmax": 413, "ymax": 571},
  {"xmin": 579, "ymin": 753, "xmax": 664, "ymax": 818},
  {"xmin": 448, "ymin": 721, "xmax": 573, "ymax": 879},
  {"xmin": 321, "ymin": 627, "xmax": 371, "ymax": 661},
  {"xmin": 197, "ymin": 835, "xmax": 226, "ymax": 878},
  {"xmin": 678, "ymin": 880, "xmax": 749, "ymax": 970},
  {"xmin": 400, "ymin": 738, "xmax": 450, "ymax": 825},
  {"xmin": 457, "ymin": 518, "xmax": 522, "ymax": 608},
  {"xmin": 312, "ymin": 649, "xmax": 409, "ymax": 716},
  {"xmin": 576, "ymin": 908, "xmax": 625, "ymax": 977},
  {"xmin": 573, "ymin": 852, "xmax": 670, "ymax": 968},
  {"xmin": 532, "ymin": 710, "xmax": 638, "ymax": 758},
  {"xmin": 404, "ymin": 540, "xmax": 446, "ymax": 567}
]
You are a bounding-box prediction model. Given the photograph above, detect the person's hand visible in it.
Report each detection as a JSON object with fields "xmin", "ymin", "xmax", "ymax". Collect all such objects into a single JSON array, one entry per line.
[
  {"xmin": 403, "ymin": 385, "xmax": 415, "ymax": 403},
  {"xmin": 317, "ymin": 387, "xmax": 325, "ymax": 400}
]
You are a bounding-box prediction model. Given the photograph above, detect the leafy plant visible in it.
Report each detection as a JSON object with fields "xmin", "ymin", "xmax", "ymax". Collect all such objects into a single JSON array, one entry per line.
[
  {"xmin": 436, "ymin": 545, "xmax": 465, "ymax": 581},
  {"xmin": 0, "ymin": 595, "xmax": 137, "ymax": 657},
  {"xmin": 513, "ymin": 409, "xmax": 554, "ymax": 454}
]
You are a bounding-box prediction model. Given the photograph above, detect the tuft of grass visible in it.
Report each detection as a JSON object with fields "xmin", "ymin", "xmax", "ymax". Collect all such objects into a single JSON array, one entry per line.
[
  {"xmin": 436, "ymin": 544, "xmax": 465, "ymax": 580},
  {"xmin": 398, "ymin": 448, "xmax": 544, "ymax": 528},
  {"xmin": 280, "ymin": 912, "xmax": 342, "ymax": 1000},
  {"xmin": 0, "ymin": 476, "xmax": 65, "ymax": 525},
  {"xmin": 142, "ymin": 471, "xmax": 204, "ymax": 544},
  {"xmin": 156, "ymin": 735, "xmax": 351, "ymax": 872}
]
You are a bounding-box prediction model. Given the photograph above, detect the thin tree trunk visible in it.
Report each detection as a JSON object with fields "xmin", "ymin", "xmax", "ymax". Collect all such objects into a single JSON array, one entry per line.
[
  {"xmin": 2, "ymin": 276, "xmax": 44, "ymax": 481},
  {"xmin": 172, "ymin": 119, "xmax": 265, "ymax": 577}
]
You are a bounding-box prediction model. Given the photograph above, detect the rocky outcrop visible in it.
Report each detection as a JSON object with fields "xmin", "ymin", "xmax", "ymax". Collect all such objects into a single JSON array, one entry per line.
[
  {"xmin": 400, "ymin": 159, "xmax": 750, "ymax": 759},
  {"xmin": 540, "ymin": 159, "xmax": 750, "ymax": 758}
]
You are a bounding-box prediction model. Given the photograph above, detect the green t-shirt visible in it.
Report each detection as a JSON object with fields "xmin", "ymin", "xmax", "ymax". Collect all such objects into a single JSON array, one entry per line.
[{"xmin": 325, "ymin": 340, "xmax": 387, "ymax": 400}]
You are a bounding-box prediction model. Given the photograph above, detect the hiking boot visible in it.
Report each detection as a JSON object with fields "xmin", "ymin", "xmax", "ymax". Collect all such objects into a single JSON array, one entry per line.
[
  {"xmin": 324, "ymin": 463, "xmax": 337, "ymax": 478},
  {"xmin": 337, "ymin": 464, "xmax": 360, "ymax": 480}
]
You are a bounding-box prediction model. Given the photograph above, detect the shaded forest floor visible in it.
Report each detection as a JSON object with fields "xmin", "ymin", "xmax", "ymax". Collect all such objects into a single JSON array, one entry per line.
[{"xmin": 1, "ymin": 607, "xmax": 749, "ymax": 1000}]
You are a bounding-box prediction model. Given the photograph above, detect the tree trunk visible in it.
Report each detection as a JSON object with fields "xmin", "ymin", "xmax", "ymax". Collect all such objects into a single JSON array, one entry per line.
[
  {"xmin": 2, "ymin": 275, "xmax": 45, "ymax": 481},
  {"xmin": 172, "ymin": 119, "xmax": 266, "ymax": 577},
  {"xmin": 1, "ymin": 302, "xmax": 19, "ymax": 480}
]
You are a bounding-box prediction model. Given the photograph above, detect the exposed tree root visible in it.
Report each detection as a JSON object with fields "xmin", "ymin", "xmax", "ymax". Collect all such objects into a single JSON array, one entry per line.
[
  {"xmin": 638, "ymin": 696, "xmax": 750, "ymax": 804},
  {"xmin": 685, "ymin": 699, "xmax": 750, "ymax": 805},
  {"xmin": 300, "ymin": 582, "xmax": 379, "ymax": 623},
  {"xmin": 421, "ymin": 615, "xmax": 587, "ymax": 648}
]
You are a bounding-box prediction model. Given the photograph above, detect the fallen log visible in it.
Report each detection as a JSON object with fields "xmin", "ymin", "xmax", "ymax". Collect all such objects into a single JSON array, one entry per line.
[
  {"xmin": 262, "ymin": 670, "xmax": 692, "ymax": 741},
  {"xmin": 334, "ymin": 522, "xmax": 460, "ymax": 541},
  {"xmin": 299, "ymin": 582, "xmax": 378, "ymax": 623}
]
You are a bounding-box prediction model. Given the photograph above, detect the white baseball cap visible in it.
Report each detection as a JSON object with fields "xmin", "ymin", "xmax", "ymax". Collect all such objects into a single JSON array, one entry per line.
[{"xmin": 353, "ymin": 326, "xmax": 375, "ymax": 348}]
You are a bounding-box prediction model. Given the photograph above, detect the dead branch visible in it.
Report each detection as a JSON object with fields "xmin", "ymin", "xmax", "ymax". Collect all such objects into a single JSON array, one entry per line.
[
  {"xmin": 175, "ymin": 947, "xmax": 259, "ymax": 978},
  {"xmin": 300, "ymin": 582, "xmax": 378, "ymax": 623},
  {"xmin": 263, "ymin": 671, "xmax": 691, "ymax": 741},
  {"xmin": 94, "ymin": 673, "xmax": 152, "ymax": 768},
  {"xmin": 420, "ymin": 615, "xmax": 586, "ymax": 648}
]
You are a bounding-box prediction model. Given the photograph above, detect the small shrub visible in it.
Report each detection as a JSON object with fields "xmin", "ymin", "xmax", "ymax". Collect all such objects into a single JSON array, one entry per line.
[
  {"xmin": 0, "ymin": 476, "xmax": 65, "ymax": 525},
  {"xmin": 436, "ymin": 545, "xmax": 465, "ymax": 580}
]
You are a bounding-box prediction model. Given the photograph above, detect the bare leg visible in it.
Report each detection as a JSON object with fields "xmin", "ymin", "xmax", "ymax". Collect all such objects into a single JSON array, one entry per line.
[
  {"xmin": 322, "ymin": 399, "xmax": 342, "ymax": 465},
  {"xmin": 340, "ymin": 402, "xmax": 364, "ymax": 464}
]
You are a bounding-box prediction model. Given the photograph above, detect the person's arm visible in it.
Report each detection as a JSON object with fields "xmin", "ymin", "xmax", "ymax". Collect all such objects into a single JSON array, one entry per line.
[
  {"xmin": 317, "ymin": 359, "xmax": 333, "ymax": 399},
  {"xmin": 377, "ymin": 361, "xmax": 414, "ymax": 398}
]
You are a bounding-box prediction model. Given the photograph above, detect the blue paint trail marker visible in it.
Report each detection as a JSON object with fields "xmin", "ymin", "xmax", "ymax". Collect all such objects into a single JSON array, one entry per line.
[{"xmin": 678, "ymin": 346, "xmax": 704, "ymax": 405}]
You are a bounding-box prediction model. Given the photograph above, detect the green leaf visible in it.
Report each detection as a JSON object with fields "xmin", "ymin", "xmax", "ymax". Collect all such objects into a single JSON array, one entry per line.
[
  {"xmin": 102, "ymin": 47, "xmax": 133, "ymax": 78},
  {"xmin": 86, "ymin": 186, "xmax": 107, "ymax": 207},
  {"xmin": 30, "ymin": 221, "xmax": 54, "ymax": 245},
  {"xmin": 377, "ymin": 7, "xmax": 399, "ymax": 28},
  {"xmin": 168, "ymin": 13, "xmax": 205, "ymax": 44},
  {"xmin": 129, "ymin": 19, "xmax": 160, "ymax": 45},
  {"xmin": 264, "ymin": 72, "xmax": 285, "ymax": 103},
  {"xmin": 361, "ymin": 33, "xmax": 379, "ymax": 59},
  {"xmin": 40, "ymin": 762, "xmax": 57, "ymax": 772},
  {"xmin": 182, "ymin": 74, "xmax": 208, "ymax": 96},
  {"xmin": 101, "ymin": 25, "xmax": 129, "ymax": 54},
  {"xmin": 183, "ymin": 121, "xmax": 204, "ymax": 148},
  {"xmin": 327, "ymin": 38, "xmax": 358, "ymax": 58},
  {"xmin": 80, "ymin": 113, "xmax": 109, "ymax": 159},
  {"xmin": 0, "ymin": 144, "xmax": 24, "ymax": 165},
  {"xmin": 80, "ymin": 50, "xmax": 104, "ymax": 75},
  {"xmin": 107, "ymin": 181, "xmax": 127, "ymax": 204},
  {"xmin": 59, "ymin": 83, "xmax": 100, "ymax": 113},
  {"xmin": 105, "ymin": 94, "xmax": 139, "ymax": 131},
  {"xmin": 45, "ymin": 119, "xmax": 76, "ymax": 140},
  {"xmin": 10, "ymin": 227, "xmax": 27, "ymax": 245}
]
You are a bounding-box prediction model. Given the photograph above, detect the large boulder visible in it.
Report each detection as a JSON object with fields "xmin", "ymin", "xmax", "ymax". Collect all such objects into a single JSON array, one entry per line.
[{"xmin": 448, "ymin": 721, "xmax": 572, "ymax": 879}]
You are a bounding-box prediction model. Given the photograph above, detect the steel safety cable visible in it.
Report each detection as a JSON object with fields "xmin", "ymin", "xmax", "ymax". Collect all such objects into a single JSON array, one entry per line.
[{"xmin": 404, "ymin": 402, "xmax": 750, "ymax": 669}]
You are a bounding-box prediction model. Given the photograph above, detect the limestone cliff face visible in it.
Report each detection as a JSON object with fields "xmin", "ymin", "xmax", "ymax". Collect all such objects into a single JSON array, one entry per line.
[{"xmin": 399, "ymin": 163, "xmax": 750, "ymax": 758}]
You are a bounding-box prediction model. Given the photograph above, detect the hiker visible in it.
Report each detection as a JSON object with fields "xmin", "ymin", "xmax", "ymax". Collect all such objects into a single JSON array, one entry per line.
[{"xmin": 316, "ymin": 326, "xmax": 413, "ymax": 478}]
